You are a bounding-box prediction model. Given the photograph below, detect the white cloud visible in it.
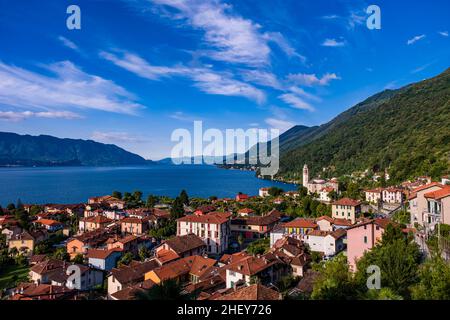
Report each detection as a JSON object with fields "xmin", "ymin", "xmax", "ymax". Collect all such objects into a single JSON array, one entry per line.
[
  {"xmin": 438, "ymin": 31, "xmax": 448, "ymax": 37},
  {"xmin": 322, "ymin": 38, "xmax": 345, "ymax": 47},
  {"xmin": 263, "ymin": 32, "xmax": 306, "ymax": 62},
  {"xmin": 278, "ymin": 93, "xmax": 314, "ymax": 111},
  {"xmin": 0, "ymin": 60, "xmax": 144, "ymax": 115},
  {"xmin": 241, "ymin": 69, "xmax": 282, "ymax": 90},
  {"xmin": 407, "ymin": 34, "xmax": 426, "ymax": 45},
  {"xmin": 265, "ymin": 118, "xmax": 294, "ymax": 133},
  {"xmin": 91, "ymin": 131, "xmax": 149, "ymax": 143},
  {"xmin": 0, "ymin": 110, "xmax": 82, "ymax": 122},
  {"xmin": 101, "ymin": 51, "xmax": 266, "ymax": 103},
  {"xmin": 149, "ymin": 0, "xmax": 271, "ymax": 66},
  {"xmin": 288, "ymin": 87, "xmax": 321, "ymax": 102},
  {"xmin": 58, "ymin": 36, "xmax": 79, "ymax": 51},
  {"xmin": 286, "ymin": 72, "xmax": 341, "ymax": 87}
]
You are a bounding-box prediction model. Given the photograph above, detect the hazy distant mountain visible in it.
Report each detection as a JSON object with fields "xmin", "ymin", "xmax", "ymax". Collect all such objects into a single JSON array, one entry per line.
[{"xmin": 0, "ymin": 132, "xmax": 150, "ymax": 166}]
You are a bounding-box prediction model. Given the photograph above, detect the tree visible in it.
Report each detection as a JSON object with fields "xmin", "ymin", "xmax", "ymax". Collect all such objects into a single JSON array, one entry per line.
[
  {"xmin": 268, "ymin": 187, "xmax": 284, "ymax": 197},
  {"xmin": 410, "ymin": 256, "xmax": 450, "ymax": 300},
  {"xmin": 53, "ymin": 247, "xmax": 70, "ymax": 261},
  {"xmin": 237, "ymin": 234, "xmax": 244, "ymax": 250},
  {"xmin": 112, "ymin": 191, "xmax": 122, "ymax": 200},
  {"xmin": 179, "ymin": 190, "xmax": 189, "ymax": 206},
  {"xmin": 170, "ymin": 197, "xmax": 185, "ymax": 220},
  {"xmin": 297, "ymin": 186, "xmax": 308, "ymax": 198},
  {"xmin": 133, "ymin": 190, "xmax": 143, "ymax": 202},
  {"xmin": 72, "ymin": 254, "xmax": 84, "ymax": 264},
  {"xmin": 135, "ymin": 279, "xmax": 191, "ymax": 300},
  {"xmin": 355, "ymin": 226, "xmax": 421, "ymax": 298},
  {"xmin": 6, "ymin": 203, "xmax": 15, "ymax": 211},
  {"xmin": 138, "ymin": 246, "xmax": 150, "ymax": 262},
  {"xmin": 311, "ymin": 254, "xmax": 358, "ymax": 300},
  {"xmin": 146, "ymin": 194, "xmax": 158, "ymax": 208},
  {"xmin": 118, "ymin": 252, "xmax": 134, "ymax": 267},
  {"xmin": 246, "ymin": 238, "xmax": 269, "ymax": 255}
]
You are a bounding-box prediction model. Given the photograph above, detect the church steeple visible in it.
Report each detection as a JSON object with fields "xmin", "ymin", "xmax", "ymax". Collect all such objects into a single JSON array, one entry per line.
[{"xmin": 303, "ymin": 164, "xmax": 309, "ymax": 186}]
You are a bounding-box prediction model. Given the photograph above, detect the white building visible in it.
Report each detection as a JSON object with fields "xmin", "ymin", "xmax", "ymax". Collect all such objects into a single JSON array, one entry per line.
[
  {"xmin": 177, "ymin": 212, "xmax": 231, "ymax": 255},
  {"xmin": 259, "ymin": 188, "xmax": 270, "ymax": 197},
  {"xmin": 303, "ymin": 164, "xmax": 339, "ymax": 195},
  {"xmin": 303, "ymin": 229, "xmax": 346, "ymax": 257}
]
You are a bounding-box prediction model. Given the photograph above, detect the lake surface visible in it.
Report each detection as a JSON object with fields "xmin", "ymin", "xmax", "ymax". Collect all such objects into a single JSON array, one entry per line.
[{"xmin": 0, "ymin": 165, "xmax": 297, "ymax": 205}]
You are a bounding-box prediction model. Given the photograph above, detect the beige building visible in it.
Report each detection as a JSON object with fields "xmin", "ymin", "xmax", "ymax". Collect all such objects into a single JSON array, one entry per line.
[{"xmin": 331, "ymin": 198, "xmax": 361, "ymax": 224}]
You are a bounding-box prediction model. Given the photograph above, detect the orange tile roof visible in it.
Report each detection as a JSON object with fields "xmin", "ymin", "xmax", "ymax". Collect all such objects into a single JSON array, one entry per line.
[
  {"xmin": 424, "ymin": 186, "xmax": 450, "ymax": 200},
  {"xmin": 177, "ymin": 211, "xmax": 231, "ymax": 224},
  {"xmin": 215, "ymin": 284, "xmax": 281, "ymax": 300},
  {"xmin": 36, "ymin": 219, "xmax": 62, "ymax": 227},
  {"xmin": 284, "ymin": 218, "xmax": 318, "ymax": 229},
  {"xmin": 332, "ymin": 198, "xmax": 361, "ymax": 206}
]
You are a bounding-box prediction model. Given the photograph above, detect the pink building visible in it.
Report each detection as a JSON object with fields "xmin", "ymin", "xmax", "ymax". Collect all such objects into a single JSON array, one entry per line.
[
  {"xmin": 408, "ymin": 182, "xmax": 447, "ymax": 229},
  {"xmin": 346, "ymin": 219, "xmax": 391, "ymax": 271}
]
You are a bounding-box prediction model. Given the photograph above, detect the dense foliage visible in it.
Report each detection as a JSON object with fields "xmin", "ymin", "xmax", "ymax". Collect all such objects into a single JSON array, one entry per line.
[{"xmin": 277, "ymin": 68, "xmax": 450, "ymax": 183}]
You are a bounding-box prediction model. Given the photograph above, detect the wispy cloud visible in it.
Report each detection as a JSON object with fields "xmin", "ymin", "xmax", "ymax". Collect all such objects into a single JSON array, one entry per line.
[
  {"xmin": 263, "ymin": 32, "xmax": 306, "ymax": 62},
  {"xmin": 0, "ymin": 111, "xmax": 82, "ymax": 122},
  {"xmin": 265, "ymin": 118, "xmax": 295, "ymax": 133},
  {"xmin": 101, "ymin": 51, "xmax": 266, "ymax": 103},
  {"xmin": 407, "ymin": 34, "xmax": 426, "ymax": 45},
  {"xmin": 91, "ymin": 131, "xmax": 149, "ymax": 143},
  {"xmin": 438, "ymin": 31, "xmax": 448, "ymax": 37},
  {"xmin": 288, "ymin": 87, "xmax": 321, "ymax": 102},
  {"xmin": 148, "ymin": 0, "xmax": 271, "ymax": 67},
  {"xmin": 322, "ymin": 38, "xmax": 345, "ymax": 47},
  {"xmin": 241, "ymin": 69, "xmax": 282, "ymax": 90},
  {"xmin": 0, "ymin": 61, "xmax": 143, "ymax": 115},
  {"xmin": 278, "ymin": 93, "xmax": 314, "ymax": 111},
  {"xmin": 58, "ymin": 36, "xmax": 79, "ymax": 51},
  {"xmin": 169, "ymin": 111, "xmax": 201, "ymax": 122},
  {"xmin": 286, "ymin": 72, "xmax": 341, "ymax": 87}
]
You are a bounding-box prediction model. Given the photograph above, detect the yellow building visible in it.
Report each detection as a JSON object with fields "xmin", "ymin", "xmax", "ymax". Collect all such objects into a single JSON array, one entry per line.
[{"xmin": 8, "ymin": 230, "xmax": 48, "ymax": 255}]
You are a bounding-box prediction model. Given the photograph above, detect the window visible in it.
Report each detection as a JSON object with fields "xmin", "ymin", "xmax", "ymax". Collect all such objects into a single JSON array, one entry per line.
[{"xmin": 364, "ymin": 236, "xmax": 368, "ymax": 244}]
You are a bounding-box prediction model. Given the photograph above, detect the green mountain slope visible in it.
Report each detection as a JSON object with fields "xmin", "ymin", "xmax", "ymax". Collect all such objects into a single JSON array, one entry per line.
[
  {"xmin": 277, "ymin": 68, "xmax": 450, "ymax": 183},
  {"xmin": 0, "ymin": 132, "xmax": 149, "ymax": 166}
]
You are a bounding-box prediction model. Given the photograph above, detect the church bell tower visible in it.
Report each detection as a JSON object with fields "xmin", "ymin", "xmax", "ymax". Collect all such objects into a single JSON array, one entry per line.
[{"xmin": 303, "ymin": 164, "xmax": 309, "ymax": 186}]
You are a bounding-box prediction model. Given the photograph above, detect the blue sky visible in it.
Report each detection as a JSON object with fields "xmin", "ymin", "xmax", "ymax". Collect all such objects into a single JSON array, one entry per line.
[{"xmin": 0, "ymin": 0, "xmax": 448, "ymax": 159}]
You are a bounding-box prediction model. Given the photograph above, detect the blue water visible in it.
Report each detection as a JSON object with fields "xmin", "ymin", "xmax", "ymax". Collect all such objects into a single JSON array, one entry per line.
[{"xmin": 0, "ymin": 165, "xmax": 297, "ymax": 205}]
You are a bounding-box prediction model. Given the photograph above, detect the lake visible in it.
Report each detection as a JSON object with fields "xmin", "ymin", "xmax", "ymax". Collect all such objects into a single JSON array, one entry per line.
[{"xmin": 0, "ymin": 164, "xmax": 297, "ymax": 205}]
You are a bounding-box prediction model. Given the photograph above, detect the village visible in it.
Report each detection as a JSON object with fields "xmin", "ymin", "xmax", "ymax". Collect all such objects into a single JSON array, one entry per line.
[{"xmin": 0, "ymin": 164, "xmax": 449, "ymax": 300}]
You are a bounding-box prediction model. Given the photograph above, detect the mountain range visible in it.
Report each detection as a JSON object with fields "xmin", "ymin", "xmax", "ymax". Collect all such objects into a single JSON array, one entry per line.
[
  {"xmin": 272, "ymin": 67, "xmax": 450, "ymax": 183},
  {"xmin": 0, "ymin": 132, "xmax": 149, "ymax": 166}
]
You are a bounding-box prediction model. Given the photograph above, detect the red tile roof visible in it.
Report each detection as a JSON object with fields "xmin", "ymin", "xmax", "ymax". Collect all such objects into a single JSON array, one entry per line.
[
  {"xmin": 177, "ymin": 211, "xmax": 231, "ymax": 224},
  {"xmin": 424, "ymin": 186, "xmax": 450, "ymax": 200},
  {"xmin": 284, "ymin": 218, "xmax": 318, "ymax": 229},
  {"xmin": 215, "ymin": 284, "xmax": 281, "ymax": 300},
  {"xmin": 332, "ymin": 198, "xmax": 361, "ymax": 206}
]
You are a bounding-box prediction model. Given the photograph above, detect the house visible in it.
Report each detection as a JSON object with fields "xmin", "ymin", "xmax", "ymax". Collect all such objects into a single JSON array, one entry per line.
[
  {"xmin": 382, "ymin": 187, "xmax": 405, "ymax": 204},
  {"xmin": 331, "ymin": 198, "xmax": 361, "ymax": 223},
  {"xmin": 155, "ymin": 234, "xmax": 206, "ymax": 265},
  {"xmin": 29, "ymin": 259, "xmax": 103, "ymax": 291},
  {"xmin": 319, "ymin": 187, "xmax": 335, "ymax": 202},
  {"xmin": 107, "ymin": 260, "xmax": 160, "ymax": 297},
  {"xmin": 442, "ymin": 175, "xmax": 450, "ymax": 185},
  {"xmin": 120, "ymin": 217, "xmax": 150, "ymax": 236},
  {"xmin": 144, "ymin": 255, "xmax": 216, "ymax": 285},
  {"xmin": 422, "ymin": 185, "xmax": 450, "ymax": 227},
  {"xmin": 303, "ymin": 229, "xmax": 346, "ymax": 257},
  {"xmin": 1, "ymin": 224, "xmax": 22, "ymax": 243},
  {"xmin": 225, "ymin": 254, "xmax": 285, "ymax": 289},
  {"xmin": 87, "ymin": 248, "xmax": 123, "ymax": 271},
  {"xmin": 364, "ymin": 188, "xmax": 383, "ymax": 204},
  {"xmin": 303, "ymin": 164, "xmax": 339, "ymax": 194},
  {"xmin": 315, "ymin": 216, "xmax": 353, "ymax": 232},
  {"xmin": 270, "ymin": 236, "xmax": 310, "ymax": 277},
  {"xmin": 408, "ymin": 182, "xmax": 449, "ymax": 229},
  {"xmin": 231, "ymin": 209, "xmax": 282, "ymax": 240},
  {"xmin": 237, "ymin": 208, "xmax": 255, "ymax": 217},
  {"xmin": 106, "ymin": 234, "xmax": 140, "ymax": 254},
  {"xmin": 346, "ymin": 219, "xmax": 392, "ymax": 271},
  {"xmin": 236, "ymin": 194, "xmax": 249, "ymax": 202},
  {"xmin": 66, "ymin": 228, "xmax": 115, "ymax": 259},
  {"xmin": 8, "ymin": 230, "xmax": 48, "ymax": 255},
  {"xmin": 88, "ymin": 195, "xmax": 125, "ymax": 209},
  {"xmin": 177, "ymin": 211, "xmax": 231, "ymax": 255},
  {"xmin": 34, "ymin": 219, "xmax": 64, "ymax": 232},
  {"xmin": 259, "ymin": 188, "xmax": 270, "ymax": 197},
  {"xmin": 10, "ymin": 283, "xmax": 76, "ymax": 300},
  {"xmin": 214, "ymin": 284, "xmax": 281, "ymax": 300},
  {"xmin": 283, "ymin": 218, "xmax": 318, "ymax": 239},
  {"xmin": 79, "ymin": 215, "xmax": 113, "ymax": 233},
  {"xmin": 110, "ymin": 279, "xmax": 155, "ymax": 300},
  {"xmin": 194, "ymin": 205, "xmax": 216, "ymax": 216}
]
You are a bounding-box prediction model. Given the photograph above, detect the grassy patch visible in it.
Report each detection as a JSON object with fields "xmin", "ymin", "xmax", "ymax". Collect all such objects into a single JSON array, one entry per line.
[{"xmin": 0, "ymin": 264, "xmax": 29, "ymax": 289}]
